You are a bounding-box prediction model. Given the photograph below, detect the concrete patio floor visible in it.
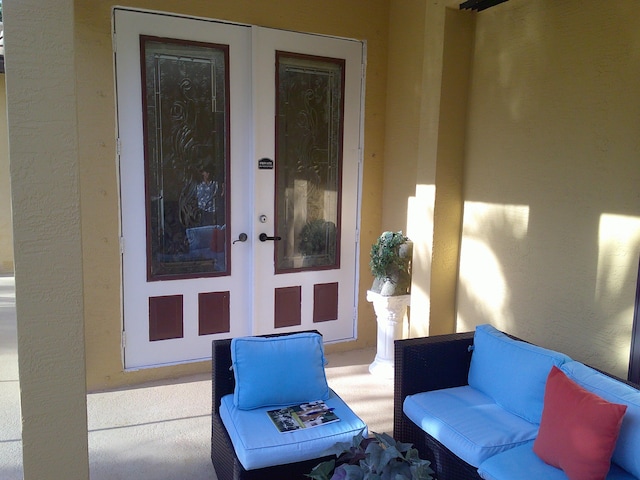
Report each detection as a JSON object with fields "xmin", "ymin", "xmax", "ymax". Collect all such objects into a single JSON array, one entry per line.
[{"xmin": 0, "ymin": 275, "xmax": 393, "ymax": 479}]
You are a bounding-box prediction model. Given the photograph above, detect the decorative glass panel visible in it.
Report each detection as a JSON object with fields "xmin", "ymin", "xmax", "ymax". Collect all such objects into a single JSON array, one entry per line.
[
  {"xmin": 275, "ymin": 52, "xmax": 344, "ymax": 272},
  {"xmin": 141, "ymin": 36, "xmax": 229, "ymax": 280}
]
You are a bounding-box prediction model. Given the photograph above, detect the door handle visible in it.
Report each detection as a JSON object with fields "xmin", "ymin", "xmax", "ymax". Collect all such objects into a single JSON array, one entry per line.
[
  {"xmin": 259, "ymin": 233, "xmax": 282, "ymax": 242},
  {"xmin": 233, "ymin": 233, "xmax": 248, "ymax": 244}
]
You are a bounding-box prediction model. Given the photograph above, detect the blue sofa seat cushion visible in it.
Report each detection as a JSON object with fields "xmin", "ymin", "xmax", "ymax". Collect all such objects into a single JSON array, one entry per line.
[
  {"xmin": 478, "ymin": 443, "xmax": 637, "ymax": 480},
  {"xmin": 403, "ymin": 385, "xmax": 539, "ymax": 467},
  {"xmin": 219, "ymin": 390, "xmax": 368, "ymax": 470},
  {"xmin": 560, "ymin": 361, "xmax": 640, "ymax": 479},
  {"xmin": 468, "ymin": 324, "xmax": 572, "ymax": 424}
]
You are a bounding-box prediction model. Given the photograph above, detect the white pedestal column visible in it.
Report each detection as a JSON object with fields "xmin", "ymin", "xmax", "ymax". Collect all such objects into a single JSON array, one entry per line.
[{"xmin": 367, "ymin": 290, "xmax": 411, "ymax": 378}]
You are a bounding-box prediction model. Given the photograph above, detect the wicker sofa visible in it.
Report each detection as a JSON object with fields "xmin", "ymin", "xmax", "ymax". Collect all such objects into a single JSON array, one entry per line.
[
  {"xmin": 394, "ymin": 331, "xmax": 480, "ymax": 480},
  {"xmin": 394, "ymin": 326, "xmax": 640, "ymax": 480}
]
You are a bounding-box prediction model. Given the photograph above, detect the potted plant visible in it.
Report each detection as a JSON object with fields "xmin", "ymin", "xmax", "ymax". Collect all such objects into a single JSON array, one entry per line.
[
  {"xmin": 367, "ymin": 231, "xmax": 413, "ymax": 377},
  {"xmin": 307, "ymin": 432, "xmax": 435, "ymax": 480},
  {"xmin": 369, "ymin": 231, "xmax": 412, "ymax": 296}
]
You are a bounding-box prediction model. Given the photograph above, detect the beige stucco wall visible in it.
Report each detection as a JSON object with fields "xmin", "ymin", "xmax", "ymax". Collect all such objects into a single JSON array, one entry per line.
[
  {"xmin": 455, "ymin": 1, "xmax": 640, "ymax": 378},
  {"xmin": 75, "ymin": 0, "xmax": 388, "ymax": 390},
  {"xmin": 0, "ymin": 75, "xmax": 13, "ymax": 274}
]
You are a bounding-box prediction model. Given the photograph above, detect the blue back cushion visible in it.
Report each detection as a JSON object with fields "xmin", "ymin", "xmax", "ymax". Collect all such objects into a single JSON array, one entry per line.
[
  {"xmin": 468, "ymin": 324, "xmax": 571, "ymax": 424},
  {"xmin": 231, "ymin": 332, "xmax": 330, "ymax": 410}
]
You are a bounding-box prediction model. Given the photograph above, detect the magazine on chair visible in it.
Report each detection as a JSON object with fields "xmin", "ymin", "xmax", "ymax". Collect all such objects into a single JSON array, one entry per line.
[{"xmin": 267, "ymin": 400, "xmax": 340, "ymax": 433}]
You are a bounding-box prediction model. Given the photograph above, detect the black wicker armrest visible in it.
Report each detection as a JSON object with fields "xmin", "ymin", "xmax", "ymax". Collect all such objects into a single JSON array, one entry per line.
[
  {"xmin": 393, "ymin": 332, "xmax": 474, "ymax": 437},
  {"xmin": 212, "ymin": 338, "xmax": 235, "ymax": 415}
]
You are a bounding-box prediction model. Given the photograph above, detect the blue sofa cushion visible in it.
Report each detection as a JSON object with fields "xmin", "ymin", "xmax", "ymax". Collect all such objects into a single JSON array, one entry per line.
[
  {"xmin": 403, "ymin": 386, "xmax": 539, "ymax": 467},
  {"xmin": 561, "ymin": 361, "xmax": 640, "ymax": 479},
  {"xmin": 219, "ymin": 390, "xmax": 368, "ymax": 470},
  {"xmin": 478, "ymin": 443, "xmax": 637, "ymax": 480},
  {"xmin": 231, "ymin": 332, "xmax": 330, "ymax": 410},
  {"xmin": 468, "ymin": 324, "xmax": 572, "ymax": 424}
]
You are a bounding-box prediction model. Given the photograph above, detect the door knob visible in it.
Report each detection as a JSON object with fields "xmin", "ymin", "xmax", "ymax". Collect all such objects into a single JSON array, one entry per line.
[
  {"xmin": 233, "ymin": 233, "xmax": 248, "ymax": 244},
  {"xmin": 259, "ymin": 233, "xmax": 282, "ymax": 242}
]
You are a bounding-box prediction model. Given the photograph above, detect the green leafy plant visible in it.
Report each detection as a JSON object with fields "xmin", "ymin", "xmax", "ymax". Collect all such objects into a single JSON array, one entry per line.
[
  {"xmin": 369, "ymin": 231, "xmax": 412, "ymax": 296},
  {"xmin": 369, "ymin": 231, "xmax": 410, "ymax": 279},
  {"xmin": 307, "ymin": 432, "xmax": 434, "ymax": 480},
  {"xmin": 299, "ymin": 219, "xmax": 337, "ymax": 256}
]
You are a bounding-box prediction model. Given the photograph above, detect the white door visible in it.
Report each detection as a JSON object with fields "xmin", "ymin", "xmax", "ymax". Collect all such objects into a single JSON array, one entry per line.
[
  {"xmin": 251, "ymin": 27, "xmax": 362, "ymax": 341},
  {"xmin": 114, "ymin": 9, "xmax": 364, "ymax": 369}
]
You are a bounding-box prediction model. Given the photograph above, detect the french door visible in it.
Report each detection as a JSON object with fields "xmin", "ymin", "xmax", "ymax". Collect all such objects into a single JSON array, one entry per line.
[{"xmin": 113, "ymin": 8, "xmax": 364, "ymax": 369}]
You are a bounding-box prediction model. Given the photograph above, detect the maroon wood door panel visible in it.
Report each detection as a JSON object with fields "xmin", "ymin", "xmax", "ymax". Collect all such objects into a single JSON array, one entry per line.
[
  {"xmin": 149, "ymin": 295, "xmax": 184, "ymax": 341},
  {"xmin": 199, "ymin": 291, "xmax": 231, "ymax": 335},
  {"xmin": 313, "ymin": 282, "xmax": 339, "ymax": 323},
  {"xmin": 274, "ymin": 286, "xmax": 302, "ymax": 328}
]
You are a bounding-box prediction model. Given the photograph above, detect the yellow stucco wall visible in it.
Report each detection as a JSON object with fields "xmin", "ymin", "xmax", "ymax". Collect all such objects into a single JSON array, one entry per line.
[
  {"xmin": 5, "ymin": 1, "xmax": 90, "ymax": 477},
  {"xmin": 4, "ymin": 0, "xmax": 632, "ymax": 394},
  {"xmin": 387, "ymin": 2, "xmax": 474, "ymax": 338},
  {"xmin": 0, "ymin": 75, "xmax": 13, "ymax": 274},
  {"xmin": 384, "ymin": 1, "xmax": 640, "ymax": 378},
  {"xmin": 383, "ymin": 0, "xmax": 640, "ymax": 376},
  {"xmin": 381, "ymin": 0, "xmax": 425, "ymax": 233},
  {"xmin": 9, "ymin": 0, "xmax": 637, "ymax": 474},
  {"xmin": 453, "ymin": 1, "xmax": 640, "ymax": 378},
  {"xmin": 74, "ymin": 0, "xmax": 388, "ymax": 390}
]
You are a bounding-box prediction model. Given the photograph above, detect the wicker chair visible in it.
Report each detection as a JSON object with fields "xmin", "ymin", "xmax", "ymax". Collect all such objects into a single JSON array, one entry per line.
[{"xmin": 211, "ymin": 331, "xmax": 338, "ymax": 480}]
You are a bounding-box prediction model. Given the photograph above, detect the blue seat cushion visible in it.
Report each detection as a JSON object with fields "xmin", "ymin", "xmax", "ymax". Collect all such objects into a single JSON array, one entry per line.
[
  {"xmin": 403, "ymin": 386, "xmax": 538, "ymax": 467},
  {"xmin": 231, "ymin": 332, "xmax": 330, "ymax": 410},
  {"xmin": 478, "ymin": 443, "xmax": 637, "ymax": 480},
  {"xmin": 561, "ymin": 361, "xmax": 640, "ymax": 479},
  {"xmin": 468, "ymin": 324, "xmax": 572, "ymax": 424},
  {"xmin": 219, "ymin": 390, "xmax": 368, "ymax": 470}
]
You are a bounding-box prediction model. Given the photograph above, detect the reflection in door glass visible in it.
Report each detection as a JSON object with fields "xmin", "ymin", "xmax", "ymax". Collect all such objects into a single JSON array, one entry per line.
[
  {"xmin": 275, "ymin": 52, "xmax": 344, "ymax": 272},
  {"xmin": 141, "ymin": 37, "xmax": 229, "ymax": 280}
]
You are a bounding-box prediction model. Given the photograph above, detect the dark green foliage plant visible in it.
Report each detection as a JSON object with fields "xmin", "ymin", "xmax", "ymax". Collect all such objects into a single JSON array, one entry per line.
[
  {"xmin": 299, "ymin": 219, "xmax": 337, "ymax": 256},
  {"xmin": 307, "ymin": 432, "xmax": 435, "ymax": 480},
  {"xmin": 369, "ymin": 231, "xmax": 410, "ymax": 279}
]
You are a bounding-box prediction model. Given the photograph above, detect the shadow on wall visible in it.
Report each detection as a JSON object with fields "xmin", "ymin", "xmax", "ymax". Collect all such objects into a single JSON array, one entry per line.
[
  {"xmin": 453, "ymin": 2, "xmax": 640, "ymax": 379},
  {"xmin": 456, "ymin": 201, "xmax": 640, "ymax": 378}
]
